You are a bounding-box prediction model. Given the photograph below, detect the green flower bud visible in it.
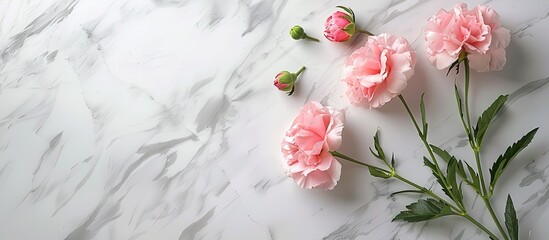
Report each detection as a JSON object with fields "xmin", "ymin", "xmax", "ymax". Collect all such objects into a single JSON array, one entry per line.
[{"xmin": 290, "ymin": 25, "xmax": 305, "ymax": 40}]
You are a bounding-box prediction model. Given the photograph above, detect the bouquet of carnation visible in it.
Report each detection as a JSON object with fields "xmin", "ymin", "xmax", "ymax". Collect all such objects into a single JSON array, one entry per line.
[{"xmin": 276, "ymin": 4, "xmax": 538, "ymax": 240}]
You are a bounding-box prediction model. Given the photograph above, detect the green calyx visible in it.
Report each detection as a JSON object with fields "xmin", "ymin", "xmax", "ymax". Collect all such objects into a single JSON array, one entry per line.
[
  {"xmin": 277, "ymin": 71, "xmax": 295, "ymax": 84},
  {"xmin": 343, "ymin": 22, "xmax": 356, "ymax": 35}
]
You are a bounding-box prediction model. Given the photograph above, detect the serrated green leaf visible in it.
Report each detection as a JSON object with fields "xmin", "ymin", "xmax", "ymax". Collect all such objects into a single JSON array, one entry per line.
[
  {"xmin": 465, "ymin": 163, "xmax": 482, "ymax": 194},
  {"xmin": 423, "ymin": 157, "xmax": 436, "ymax": 171},
  {"xmin": 368, "ymin": 166, "xmax": 391, "ymax": 179},
  {"xmin": 475, "ymin": 95, "xmax": 508, "ymax": 147},
  {"xmin": 489, "ymin": 128, "xmax": 539, "ymax": 195},
  {"xmin": 447, "ymin": 158, "xmax": 457, "ymax": 187},
  {"xmin": 420, "ymin": 93, "xmax": 427, "ymax": 136},
  {"xmin": 455, "ymin": 160, "xmax": 467, "ymax": 181},
  {"xmin": 424, "ymin": 157, "xmax": 452, "ymax": 200},
  {"xmin": 505, "ymin": 195, "xmax": 519, "ymax": 240},
  {"xmin": 430, "ymin": 145, "xmax": 467, "ymax": 180},
  {"xmin": 393, "ymin": 198, "xmax": 455, "ymax": 222},
  {"xmin": 447, "ymin": 158, "xmax": 464, "ymax": 206},
  {"xmin": 430, "ymin": 145, "xmax": 452, "ymax": 162}
]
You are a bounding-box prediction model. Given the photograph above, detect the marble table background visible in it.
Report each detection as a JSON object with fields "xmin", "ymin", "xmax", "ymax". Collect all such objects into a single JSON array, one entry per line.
[{"xmin": 1, "ymin": 0, "xmax": 549, "ymax": 239}]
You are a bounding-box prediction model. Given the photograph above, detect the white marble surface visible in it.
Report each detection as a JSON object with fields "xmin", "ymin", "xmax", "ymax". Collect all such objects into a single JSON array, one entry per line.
[{"xmin": 1, "ymin": 0, "xmax": 549, "ymax": 239}]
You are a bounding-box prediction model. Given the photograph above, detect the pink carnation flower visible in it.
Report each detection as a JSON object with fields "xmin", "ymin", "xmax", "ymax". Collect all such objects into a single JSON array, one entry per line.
[
  {"xmin": 424, "ymin": 3, "xmax": 511, "ymax": 72},
  {"xmin": 281, "ymin": 101, "xmax": 345, "ymax": 190},
  {"xmin": 341, "ymin": 33, "xmax": 416, "ymax": 108}
]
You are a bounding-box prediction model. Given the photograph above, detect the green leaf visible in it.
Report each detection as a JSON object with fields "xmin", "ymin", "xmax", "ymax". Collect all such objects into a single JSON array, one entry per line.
[
  {"xmin": 390, "ymin": 190, "xmax": 423, "ymax": 197},
  {"xmin": 430, "ymin": 145, "xmax": 467, "ymax": 180},
  {"xmin": 475, "ymin": 95, "xmax": 508, "ymax": 147},
  {"xmin": 464, "ymin": 162, "xmax": 482, "ymax": 194},
  {"xmin": 454, "ymin": 85, "xmax": 464, "ymax": 118},
  {"xmin": 336, "ymin": 6, "xmax": 355, "ymax": 22},
  {"xmin": 430, "ymin": 145, "xmax": 452, "ymax": 162},
  {"xmin": 370, "ymin": 130, "xmax": 386, "ymax": 161},
  {"xmin": 489, "ymin": 128, "xmax": 539, "ymax": 195},
  {"xmin": 447, "ymin": 158, "xmax": 464, "ymax": 206},
  {"xmin": 446, "ymin": 59, "xmax": 460, "ymax": 76},
  {"xmin": 393, "ymin": 198, "xmax": 455, "ymax": 222},
  {"xmin": 423, "ymin": 157, "xmax": 437, "ymax": 172},
  {"xmin": 420, "ymin": 93, "xmax": 428, "ymax": 137},
  {"xmin": 423, "ymin": 157, "xmax": 451, "ymax": 200},
  {"xmin": 368, "ymin": 166, "xmax": 391, "ymax": 179},
  {"xmin": 505, "ymin": 195, "xmax": 519, "ymax": 240}
]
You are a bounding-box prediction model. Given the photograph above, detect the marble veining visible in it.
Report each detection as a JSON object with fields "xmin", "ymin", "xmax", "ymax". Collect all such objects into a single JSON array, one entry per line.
[{"xmin": 1, "ymin": 0, "xmax": 549, "ymax": 239}]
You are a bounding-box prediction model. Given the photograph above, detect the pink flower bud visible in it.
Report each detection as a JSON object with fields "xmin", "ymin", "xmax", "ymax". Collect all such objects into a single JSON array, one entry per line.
[
  {"xmin": 274, "ymin": 71, "xmax": 294, "ymax": 92},
  {"xmin": 324, "ymin": 11, "xmax": 355, "ymax": 42},
  {"xmin": 273, "ymin": 67, "xmax": 306, "ymax": 96}
]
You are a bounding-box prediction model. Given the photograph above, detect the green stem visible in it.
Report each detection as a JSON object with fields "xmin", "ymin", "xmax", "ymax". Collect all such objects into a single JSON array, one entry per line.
[
  {"xmin": 303, "ymin": 34, "xmax": 320, "ymax": 42},
  {"xmin": 483, "ymin": 196, "xmax": 509, "ymax": 240},
  {"xmin": 463, "ymin": 59, "xmax": 487, "ymax": 195},
  {"xmin": 474, "ymin": 149, "xmax": 488, "ymax": 197},
  {"xmin": 331, "ymin": 151, "xmax": 460, "ymax": 212},
  {"xmin": 464, "ymin": 58, "xmax": 474, "ymax": 139},
  {"xmin": 330, "ymin": 151, "xmax": 387, "ymax": 172},
  {"xmin": 356, "ymin": 28, "xmax": 374, "ymax": 36},
  {"xmin": 392, "ymin": 173, "xmax": 461, "ymax": 213},
  {"xmin": 461, "ymin": 58, "xmax": 509, "ymax": 240},
  {"xmin": 397, "ymin": 95, "xmax": 445, "ymax": 183},
  {"xmin": 462, "ymin": 213, "xmax": 500, "ymax": 240},
  {"xmin": 295, "ymin": 66, "xmax": 306, "ymax": 77},
  {"xmin": 455, "ymin": 84, "xmax": 472, "ymax": 142},
  {"xmin": 330, "ymin": 150, "xmax": 499, "ymax": 239}
]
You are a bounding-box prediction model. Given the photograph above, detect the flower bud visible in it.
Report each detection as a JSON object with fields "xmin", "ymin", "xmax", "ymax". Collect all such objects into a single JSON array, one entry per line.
[
  {"xmin": 273, "ymin": 66, "xmax": 306, "ymax": 96},
  {"xmin": 289, "ymin": 25, "xmax": 320, "ymax": 42},
  {"xmin": 324, "ymin": 6, "xmax": 371, "ymax": 42},
  {"xmin": 290, "ymin": 25, "xmax": 305, "ymax": 40},
  {"xmin": 324, "ymin": 11, "xmax": 354, "ymax": 42},
  {"xmin": 274, "ymin": 71, "xmax": 295, "ymax": 92}
]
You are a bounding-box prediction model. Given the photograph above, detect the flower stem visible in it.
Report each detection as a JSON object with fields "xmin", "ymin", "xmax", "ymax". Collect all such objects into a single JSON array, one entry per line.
[
  {"xmin": 482, "ymin": 196, "xmax": 509, "ymax": 240},
  {"xmin": 330, "ymin": 151, "xmax": 387, "ymax": 172},
  {"xmin": 392, "ymin": 173, "xmax": 461, "ymax": 213},
  {"xmin": 463, "ymin": 59, "xmax": 488, "ymax": 195},
  {"xmin": 397, "ymin": 95, "xmax": 446, "ymax": 186},
  {"xmin": 303, "ymin": 34, "xmax": 320, "ymax": 42},
  {"xmin": 356, "ymin": 28, "xmax": 374, "ymax": 36},
  {"xmin": 295, "ymin": 66, "xmax": 306, "ymax": 77},
  {"xmin": 462, "ymin": 212, "xmax": 500, "ymax": 240},
  {"xmin": 462, "ymin": 59, "xmax": 509, "ymax": 240},
  {"xmin": 330, "ymin": 150, "xmax": 499, "ymax": 239}
]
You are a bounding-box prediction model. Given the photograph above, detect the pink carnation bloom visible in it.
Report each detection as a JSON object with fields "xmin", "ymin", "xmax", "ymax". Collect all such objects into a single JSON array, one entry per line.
[
  {"xmin": 324, "ymin": 11, "xmax": 353, "ymax": 42},
  {"xmin": 281, "ymin": 102, "xmax": 345, "ymax": 190},
  {"xmin": 424, "ymin": 3, "xmax": 511, "ymax": 72},
  {"xmin": 341, "ymin": 33, "xmax": 416, "ymax": 108}
]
